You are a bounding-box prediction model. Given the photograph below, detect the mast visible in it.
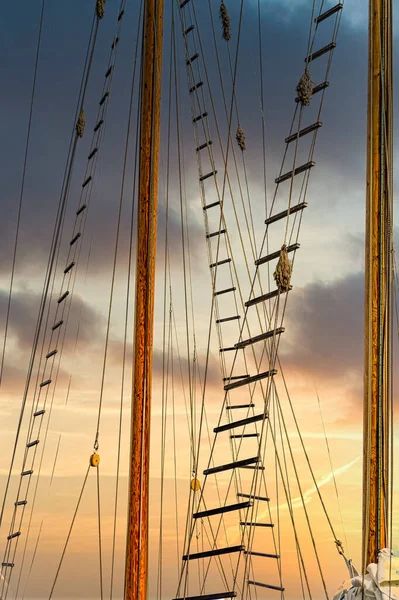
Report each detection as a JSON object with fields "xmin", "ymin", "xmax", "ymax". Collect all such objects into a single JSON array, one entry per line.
[
  {"xmin": 363, "ymin": 0, "xmax": 393, "ymax": 569},
  {"xmin": 125, "ymin": 0, "xmax": 164, "ymax": 598}
]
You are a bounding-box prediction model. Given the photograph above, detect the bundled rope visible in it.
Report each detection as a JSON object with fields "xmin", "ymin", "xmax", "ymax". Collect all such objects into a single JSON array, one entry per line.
[
  {"xmin": 76, "ymin": 109, "xmax": 85, "ymax": 138},
  {"xmin": 274, "ymin": 245, "xmax": 292, "ymax": 292},
  {"xmin": 296, "ymin": 68, "xmax": 313, "ymax": 106},
  {"xmin": 236, "ymin": 126, "xmax": 246, "ymax": 151},
  {"xmin": 96, "ymin": 0, "xmax": 105, "ymax": 19},
  {"xmin": 219, "ymin": 2, "xmax": 231, "ymax": 41}
]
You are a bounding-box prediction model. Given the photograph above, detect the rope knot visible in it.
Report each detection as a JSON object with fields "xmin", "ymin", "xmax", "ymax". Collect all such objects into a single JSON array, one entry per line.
[
  {"xmin": 96, "ymin": 0, "xmax": 105, "ymax": 19},
  {"xmin": 76, "ymin": 109, "xmax": 85, "ymax": 138},
  {"xmin": 335, "ymin": 539, "xmax": 344, "ymax": 555},
  {"xmin": 219, "ymin": 2, "xmax": 231, "ymax": 41},
  {"xmin": 273, "ymin": 244, "xmax": 292, "ymax": 292},
  {"xmin": 236, "ymin": 126, "xmax": 246, "ymax": 151},
  {"xmin": 296, "ymin": 68, "xmax": 313, "ymax": 106}
]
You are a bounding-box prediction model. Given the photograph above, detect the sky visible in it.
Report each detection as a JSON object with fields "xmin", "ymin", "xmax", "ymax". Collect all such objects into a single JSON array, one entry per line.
[{"xmin": 0, "ymin": 1, "xmax": 398, "ymax": 600}]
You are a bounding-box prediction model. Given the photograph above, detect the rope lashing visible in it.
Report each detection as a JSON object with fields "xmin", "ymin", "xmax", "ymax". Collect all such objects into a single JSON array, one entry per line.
[
  {"xmin": 236, "ymin": 126, "xmax": 246, "ymax": 151},
  {"xmin": 219, "ymin": 2, "xmax": 231, "ymax": 41},
  {"xmin": 296, "ymin": 68, "xmax": 313, "ymax": 106},
  {"xmin": 76, "ymin": 109, "xmax": 85, "ymax": 138},
  {"xmin": 96, "ymin": 0, "xmax": 105, "ymax": 19},
  {"xmin": 274, "ymin": 244, "xmax": 292, "ymax": 292}
]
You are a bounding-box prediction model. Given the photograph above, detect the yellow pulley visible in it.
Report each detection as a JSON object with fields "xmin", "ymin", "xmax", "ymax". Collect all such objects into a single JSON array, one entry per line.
[
  {"xmin": 90, "ymin": 453, "xmax": 100, "ymax": 467},
  {"xmin": 190, "ymin": 478, "xmax": 201, "ymax": 492}
]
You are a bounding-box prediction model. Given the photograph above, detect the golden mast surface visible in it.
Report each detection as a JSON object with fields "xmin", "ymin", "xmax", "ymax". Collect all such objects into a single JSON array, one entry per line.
[{"xmin": 363, "ymin": 0, "xmax": 394, "ymax": 571}]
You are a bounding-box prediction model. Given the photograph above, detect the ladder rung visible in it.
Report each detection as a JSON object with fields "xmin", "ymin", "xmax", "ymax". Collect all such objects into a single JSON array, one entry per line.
[
  {"xmin": 295, "ymin": 81, "xmax": 329, "ymax": 102},
  {"xmin": 15, "ymin": 500, "xmax": 27, "ymax": 506},
  {"xmin": 173, "ymin": 594, "xmax": 236, "ymax": 600},
  {"xmin": 94, "ymin": 119, "xmax": 104, "ymax": 132},
  {"xmin": 40, "ymin": 379, "xmax": 51, "ymax": 388},
  {"xmin": 200, "ymin": 170, "xmax": 217, "ymax": 182},
  {"xmin": 88, "ymin": 148, "xmax": 98, "ymax": 160},
  {"xmin": 76, "ymin": 204, "xmax": 87, "ymax": 216},
  {"xmin": 216, "ymin": 315, "xmax": 240, "ymax": 324},
  {"xmin": 235, "ymin": 327, "xmax": 285, "ymax": 350},
  {"xmin": 245, "ymin": 551, "xmax": 279, "ymax": 559},
  {"xmin": 265, "ymin": 202, "xmax": 307, "ymax": 226},
  {"xmin": 46, "ymin": 349, "xmax": 57, "ymax": 359},
  {"xmin": 193, "ymin": 112, "xmax": 208, "ymax": 123},
  {"xmin": 7, "ymin": 532, "xmax": 21, "ymax": 540},
  {"xmin": 196, "ymin": 141, "xmax": 213, "ymax": 152},
  {"xmin": 210, "ymin": 258, "xmax": 231, "ymax": 268},
  {"xmin": 275, "ymin": 161, "xmax": 315, "ymax": 184},
  {"xmin": 27, "ymin": 440, "xmax": 39, "ymax": 448},
  {"xmin": 245, "ymin": 286, "xmax": 292, "ymax": 308},
  {"xmin": 105, "ymin": 65, "xmax": 113, "ymax": 78},
  {"xmin": 215, "ymin": 414, "xmax": 267, "ymax": 434},
  {"xmin": 184, "ymin": 25, "xmax": 195, "ymax": 35},
  {"xmin": 193, "ymin": 501, "xmax": 252, "ymax": 519},
  {"xmin": 22, "ymin": 470, "xmax": 33, "ymax": 476},
  {"xmin": 64, "ymin": 261, "xmax": 75, "ymax": 274},
  {"xmin": 220, "ymin": 347, "xmax": 236, "ymax": 352},
  {"xmin": 241, "ymin": 522, "xmax": 274, "ymax": 527},
  {"xmin": 183, "ymin": 545, "xmax": 244, "ymax": 561},
  {"xmin": 1, "ymin": 563, "xmax": 14, "ymax": 568},
  {"xmin": 111, "ymin": 37, "xmax": 119, "ymax": 49},
  {"xmin": 306, "ymin": 42, "xmax": 336, "ymax": 62},
  {"xmin": 204, "ymin": 456, "xmax": 259, "ymax": 475},
  {"xmin": 223, "ymin": 375, "xmax": 248, "ymax": 381},
  {"xmin": 230, "ymin": 433, "xmax": 259, "ymax": 438},
  {"xmin": 203, "ymin": 201, "xmax": 220, "ymax": 211},
  {"xmin": 285, "ymin": 122, "xmax": 322, "ymax": 144},
  {"xmin": 248, "ymin": 581, "xmax": 285, "ymax": 592},
  {"xmin": 242, "ymin": 465, "xmax": 265, "ymax": 470},
  {"xmin": 99, "ymin": 91, "xmax": 109, "ymax": 105},
  {"xmin": 117, "ymin": 9, "xmax": 124, "ymax": 20},
  {"xmin": 224, "ymin": 370, "xmax": 277, "ymax": 391},
  {"xmin": 57, "ymin": 291, "xmax": 69, "ymax": 304},
  {"xmin": 214, "ymin": 287, "xmax": 236, "ymax": 296},
  {"xmin": 186, "ymin": 53, "xmax": 199, "ymax": 65},
  {"xmin": 237, "ymin": 493, "xmax": 270, "ymax": 501},
  {"xmin": 82, "ymin": 176, "xmax": 92, "ymax": 188},
  {"xmin": 315, "ymin": 2, "xmax": 343, "ymax": 22},
  {"xmin": 256, "ymin": 244, "xmax": 299, "ymax": 266},
  {"xmin": 34, "ymin": 409, "xmax": 45, "ymax": 417},
  {"xmin": 180, "ymin": 0, "xmax": 190, "ymax": 7},
  {"xmin": 52, "ymin": 319, "xmax": 63, "ymax": 330},
  {"xmin": 190, "ymin": 81, "xmax": 203, "ymax": 93},
  {"xmin": 70, "ymin": 232, "xmax": 81, "ymax": 246},
  {"xmin": 226, "ymin": 404, "xmax": 255, "ymax": 410},
  {"xmin": 207, "ymin": 229, "xmax": 226, "ymax": 239}
]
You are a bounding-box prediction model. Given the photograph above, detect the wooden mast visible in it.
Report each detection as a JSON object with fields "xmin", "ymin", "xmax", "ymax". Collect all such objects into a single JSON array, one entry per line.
[
  {"xmin": 125, "ymin": 0, "xmax": 164, "ymax": 598},
  {"xmin": 363, "ymin": 0, "xmax": 393, "ymax": 570}
]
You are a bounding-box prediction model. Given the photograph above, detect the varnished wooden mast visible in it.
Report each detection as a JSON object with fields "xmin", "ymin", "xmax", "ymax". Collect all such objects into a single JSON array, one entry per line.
[
  {"xmin": 125, "ymin": 1, "xmax": 164, "ymax": 598},
  {"xmin": 363, "ymin": 0, "xmax": 393, "ymax": 570}
]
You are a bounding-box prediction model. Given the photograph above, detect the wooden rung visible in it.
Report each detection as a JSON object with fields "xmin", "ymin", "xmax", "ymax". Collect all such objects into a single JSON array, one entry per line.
[
  {"xmin": 184, "ymin": 25, "xmax": 195, "ymax": 35},
  {"xmin": 15, "ymin": 500, "xmax": 27, "ymax": 506},
  {"xmin": 224, "ymin": 369, "xmax": 277, "ymax": 391},
  {"xmin": 88, "ymin": 148, "xmax": 98, "ymax": 160},
  {"xmin": 64, "ymin": 261, "xmax": 75, "ymax": 274},
  {"xmin": 193, "ymin": 112, "xmax": 207, "ymax": 122},
  {"xmin": 186, "ymin": 52, "xmax": 199, "ymax": 64},
  {"xmin": 226, "ymin": 404, "xmax": 255, "ymax": 410},
  {"xmin": 245, "ymin": 551, "xmax": 279, "ymax": 559},
  {"xmin": 94, "ymin": 119, "xmax": 104, "ymax": 132},
  {"xmin": 235, "ymin": 327, "xmax": 285, "ymax": 350},
  {"xmin": 275, "ymin": 161, "xmax": 315, "ymax": 184},
  {"xmin": 196, "ymin": 141, "xmax": 213, "ymax": 152},
  {"xmin": 315, "ymin": 2, "xmax": 343, "ymax": 22},
  {"xmin": 189, "ymin": 81, "xmax": 203, "ymax": 93},
  {"xmin": 242, "ymin": 465, "xmax": 265, "ymax": 470},
  {"xmin": 117, "ymin": 9, "xmax": 124, "ymax": 20},
  {"xmin": 306, "ymin": 42, "xmax": 336, "ymax": 62},
  {"xmin": 58, "ymin": 291, "xmax": 69, "ymax": 304},
  {"xmin": 203, "ymin": 201, "xmax": 220, "ymax": 211},
  {"xmin": 82, "ymin": 176, "xmax": 92, "ymax": 188},
  {"xmin": 223, "ymin": 375, "xmax": 248, "ymax": 381},
  {"xmin": 214, "ymin": 287, "xmax": 236, "ymax": 296},
  {"xmin": 210, "ymin": 258, "xmax": 231, "ymax": 268},
  {"xmin": 21, "ymin": 470, "xmax": 33, "ymax": 477},
  {"xmin": 40, "ymin": 379, "xmax": 51, "ymax": 388},
  {"xmin": 34, "ymin": 409, "xmax": 45, "ymax": 417},
  {"xmin": 216, "ymin": 315, "xmax": 240, "ymax": 324},
  {"xmin": 180, "ymin": 0, "xmax": 190, "ymax": 7},
  {"xmin": 70, "ymin": 232, "xmax": 81, "ymax": 246},
  {"xmin": 248, "ymin": 581, "xmax": 285, "ymax": 592},
  {"xmin": 255, "ymin": 244, "xmax": 299, "ymax": 266},
  {"xmin": 295, "ymin": 81, "xmax": 329, "ymax": 102},
  {"xmin": 230, "ymin": 433, "xmax": 259, "ymax": 438},
  {"xmin": 76, "ymin": 204, "xmax": 87, "ymax": 215},
  {"xmin": 105, "ymin": 66, "xmax": 113, "ymax": 78},
  {"xmin": 200, "ymin": 170, "xmax": 217, "ymax": 182},
  {"xmin": 245, "ymin": 286, "xmax": 292, "ymax": 308},
  {"xmin": 193, "ymin": 501, "xmax": 252, "ymax": 519},
  {"xmin": 46, "ymin": 349, "xmax": 57, "ymax": 359},
  {"xmin": 183, "ymin": 545, "xmax": 244, "ymax": 561},
  {"xmin": 99, "ymin": 91, "xmax": 109, "ymax": 106},
  {"xmin": 240, "ymin": 522, "xmax": 274, "ymax": 527},
  {"xmin": 27, "ymin": 440, "xmax": 39, "ymax": 448},
  {"xmin": 172, "ymin": 594, "xmax": 237, "ymax": 600},
  {"xmin": 265, "ymin": 202, "xmax": 307, "ymax": 226},
  {"xmin": 214, "ymin": 413, "xmax": 267, "ymax": 434},
  {"xmin": 237, "ymin": 493, "xmax": 270, "ymax": 501},
  {"xmin": 285, "ymin": 122, "xmax": 322, "ymax": 144},
  {"xmin": 7, "ymin": 532, "xmax": 20, "ymax": 540},
  {"xmin": 204, "ymin": 456, "xmax": 259, "ymax": 475},
  {"xmin": 207, "ymin": 229, "xmax": 226, "ymax": 239},
  {"xmin": 52, "ymin": 319, "xmax": 63, "ymax": 330},
  {"xmin": 220, "ymin": 347, "xmax": 235, "ymax": 352},
  {"xmin": 111, "ymin": 37, "xmax": 119, "ymax": 49},
  {"xmin": 2, "ymin": 563, "xmax": 14, "ymax": 568}
]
